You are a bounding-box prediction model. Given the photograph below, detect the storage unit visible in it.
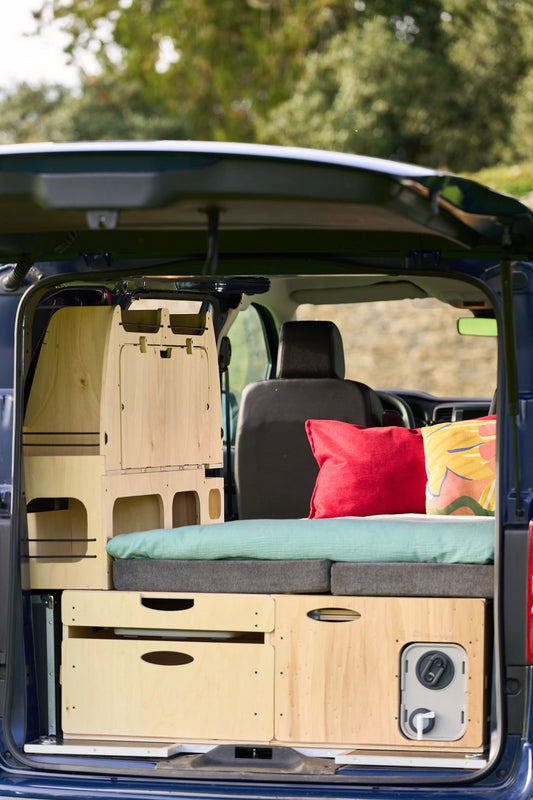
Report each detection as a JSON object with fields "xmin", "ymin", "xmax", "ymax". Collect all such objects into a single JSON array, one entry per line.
[
  {"xmin": 271, "ymin": 595, "xmax": 487, "ymax": 750},
  {"xmin": 23, "ymin": 307, "xmax": 223, "ymax": 590},
  {"xmin": 62, "ymin": 591, "xmax": 275, "ymax": 742},
  {"xmin": 61, "ymin": 591, "xmax": 488, "ymax": 751}
]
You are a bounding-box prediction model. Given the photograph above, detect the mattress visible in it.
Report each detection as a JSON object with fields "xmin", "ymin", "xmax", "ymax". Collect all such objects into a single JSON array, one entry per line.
[
  {"xmin": 107, "ymin": 515, "xmax": 494, "ymax": 596},
  {"xmin": 106, "ymin": 515, "xmax": 495, "ymax": 564}
]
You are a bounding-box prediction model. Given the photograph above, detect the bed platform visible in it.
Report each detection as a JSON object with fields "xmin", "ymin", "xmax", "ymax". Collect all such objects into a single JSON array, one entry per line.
[
  {"xmin": 112, "ymin": 558, "xmax": 333, "ymax": 594},
  {"xmin": 107, "ymin": 514, "xmax": 495, "ymax": 597},
  {"xmin": 112, "ymin": 557, "xmax": 493, "ymax": 597}
]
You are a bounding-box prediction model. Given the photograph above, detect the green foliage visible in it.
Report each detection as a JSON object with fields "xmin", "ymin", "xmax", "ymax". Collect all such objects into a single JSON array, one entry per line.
[
  {"xmin": 0, "ymin": 83, "xmax": 74, "ymax": 144},
  {"xmin": 464, "ymin": 162, "xmax": 533, "ymax": 202},
  {"xmin": 261, "ymin": 0, "xmax": 533, "ymax": 171},
  {"xmin": 0, "ymin": 78, "xmax": 190, "ymax": 142},
  {"xmin": 3, "ymin": 0, "xmax": 533, "ymax": 175},
  {"xmin": 259, "ymin": 16, "xmax": 459, "ymax": 165}
]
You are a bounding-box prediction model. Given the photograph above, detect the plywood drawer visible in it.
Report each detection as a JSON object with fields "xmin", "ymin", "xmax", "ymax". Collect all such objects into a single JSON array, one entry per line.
[
  {"xmin": 63, "ymin": 590, "xmax": 275, "ymax": 633},
  {"xmin": 62, "ymin": 637, "xmax": 274, "ymax": 741}
]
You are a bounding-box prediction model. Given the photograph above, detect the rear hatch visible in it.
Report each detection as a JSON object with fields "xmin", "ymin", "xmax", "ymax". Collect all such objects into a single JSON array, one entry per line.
[{"xmin": 0, "ymin": 142, "xmax": 532, "ymax": 796}]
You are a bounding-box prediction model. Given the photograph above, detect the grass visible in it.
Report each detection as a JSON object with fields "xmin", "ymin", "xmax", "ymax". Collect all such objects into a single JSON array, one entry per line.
[{"xmin": 466, "ymin": 161, "xmax": 533, "ymax": 201}]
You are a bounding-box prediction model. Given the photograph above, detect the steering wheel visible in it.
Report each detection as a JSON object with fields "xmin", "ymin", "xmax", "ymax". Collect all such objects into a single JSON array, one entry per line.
[{"xmin": 376, "ymin": 390, "xmax": 416, "ymax": 429}]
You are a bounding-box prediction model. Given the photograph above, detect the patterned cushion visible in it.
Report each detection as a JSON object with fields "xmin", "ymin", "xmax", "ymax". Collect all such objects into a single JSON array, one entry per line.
[{"xmin": 421, "ymin": 416, "xmax": 496, "ymax": 516}]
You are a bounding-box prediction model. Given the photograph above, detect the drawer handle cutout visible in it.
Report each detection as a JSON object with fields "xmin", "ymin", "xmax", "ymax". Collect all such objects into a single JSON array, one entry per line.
[
  {"xmin": 141, "ymin": 651, "xmax": 194, "ymax": 666},
  {"xmin": 307, "ymin": 608, "xmax": 361, "ymax": 622},
  {"xmin": 141, "ymin": 598, "xmax": 194, "ymax": 612}
]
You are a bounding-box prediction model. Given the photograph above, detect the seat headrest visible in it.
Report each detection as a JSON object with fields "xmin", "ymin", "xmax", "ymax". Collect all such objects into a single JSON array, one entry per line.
[{"xmin": 277, "ymin": 321, "xmax": 345, "ymax": 379}]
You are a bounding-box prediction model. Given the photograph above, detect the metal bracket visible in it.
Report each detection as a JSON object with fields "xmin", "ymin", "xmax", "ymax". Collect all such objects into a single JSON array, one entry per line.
[
  {"xmin": 407, "ymin": 250, "xmax": 441, "ymax": 270},
  {"xmin": 86, "ymin": 210, "xmax": 119, "ymax": 230}
]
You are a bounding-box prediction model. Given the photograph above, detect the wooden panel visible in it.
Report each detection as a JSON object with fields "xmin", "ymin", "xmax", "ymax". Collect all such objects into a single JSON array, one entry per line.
[
  {"xmin": 25, "ymin": 455, "xmax": 109, "ymax": 590},
  {"xmin": 102, "ymin": 308, "xmax": 222, "ymax": 471},
  {"xmin": 63, "ymin": 590, "xmax": 275, "ymax": 633},
  {"xmin": 271, "ymin": 595, "xmax": 486, "ymax": 750},
  {"xmin": 24, "ymin": 306, "xmax": 112, "ymax": 447},
  {"xmin": 118, "ymin": 343, "xmax": 216, "ymax": 469},
  {"xmin": 62, "ymin": 637, "xmax": 274, "ymax": 742}
]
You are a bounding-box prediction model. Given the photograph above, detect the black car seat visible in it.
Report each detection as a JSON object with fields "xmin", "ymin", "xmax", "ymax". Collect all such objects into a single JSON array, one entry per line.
[{"xmin": 235, "ymin": 320, "xmax": 384, "ymax": 519}]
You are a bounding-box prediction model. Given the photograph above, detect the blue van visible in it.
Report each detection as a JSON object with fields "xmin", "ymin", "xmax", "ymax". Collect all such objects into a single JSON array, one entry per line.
[{"xmin": 0, "ymin": 141, "xmax": 531, "ymax": 797}]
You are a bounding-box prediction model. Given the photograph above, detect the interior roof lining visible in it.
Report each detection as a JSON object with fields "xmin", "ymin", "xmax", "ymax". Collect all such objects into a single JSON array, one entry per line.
[{"xmin": 280, "ymin": 274, "xmax": 491, "ymax": 309}]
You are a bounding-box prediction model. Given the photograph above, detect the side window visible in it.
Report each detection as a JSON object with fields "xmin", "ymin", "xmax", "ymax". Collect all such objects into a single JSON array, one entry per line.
[{"xmin": 224, "ymin": 305, "xmax": 272, "ymax": 442}]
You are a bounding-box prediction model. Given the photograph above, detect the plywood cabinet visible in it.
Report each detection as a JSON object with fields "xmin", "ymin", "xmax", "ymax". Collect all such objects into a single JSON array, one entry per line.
[
  {"xmin": 63, "ymin": 638, "xmax": 274, "ymax": 742},
  {"xmin": 62, "ymin": 592, "xmax": 276, "ymax": 742},
  {"xmin": 61, "ymin": 591, "xmax": 488, "ymax": 751},
  {"xmin": 272, "ymin": 595, "xmax": 486, "ymax": 750},
  {"xmin": 23, "ymin": 307, "xmax": 223, "ymax": 590}
]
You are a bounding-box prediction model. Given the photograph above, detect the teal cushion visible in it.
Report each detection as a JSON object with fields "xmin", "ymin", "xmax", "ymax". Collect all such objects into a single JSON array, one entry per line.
[{"xmin": 106, "ymin": 515, "xmax": 494, "ymax": 564}]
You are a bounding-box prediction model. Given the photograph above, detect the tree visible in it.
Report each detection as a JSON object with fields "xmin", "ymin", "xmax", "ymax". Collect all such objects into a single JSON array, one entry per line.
[
  {"xmin": 259, "ymin": 16, "xmax": 459, "ymax": 165},
  {"xmin": 40, "ymin": 0, "xmax": 353, "ymax": 141},
  {"xmin": 0, "ymin": 78, "xmax": 190, "ymax": 143},
  {"xmin": 4, "ymin": 0, "xmax": 533, "ymax": 172},
  {"xmin": 0, "ymin": 83, "xmax": 74, "ymax": 144},
  {"xmin": 261, "ymin": 0, "xmax": 533, "ymax": 170}
]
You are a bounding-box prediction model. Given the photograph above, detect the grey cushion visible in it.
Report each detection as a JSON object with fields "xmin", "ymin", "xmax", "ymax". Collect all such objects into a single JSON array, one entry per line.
[
  {"xmin": 330, "ymin": 561, "xmax": 494, "ymax": 598},
  {"xmin": 113, "ymin": 558, "xmax": 331, "ymax": 594}
]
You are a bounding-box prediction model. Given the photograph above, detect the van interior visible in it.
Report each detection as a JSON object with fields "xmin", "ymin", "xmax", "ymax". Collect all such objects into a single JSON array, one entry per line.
[{"xmin": 9, "ymin": 267, "xmax": 499, "ymax": 783}]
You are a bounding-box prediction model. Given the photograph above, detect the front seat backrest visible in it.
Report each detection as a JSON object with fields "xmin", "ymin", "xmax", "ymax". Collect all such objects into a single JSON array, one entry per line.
[{"xmin": 235, "ymin": 320, "xmax": 383, "ymax": 519}]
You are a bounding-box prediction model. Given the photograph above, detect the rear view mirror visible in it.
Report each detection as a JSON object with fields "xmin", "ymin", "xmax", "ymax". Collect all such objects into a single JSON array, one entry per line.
[{"xmin": 457, "ymin": 317, "xmax": 497, "ymax": 337}]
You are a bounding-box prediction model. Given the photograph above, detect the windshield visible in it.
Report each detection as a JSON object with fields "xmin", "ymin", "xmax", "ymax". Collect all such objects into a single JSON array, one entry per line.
[{"xmin": 296, "ymin": 299, "xmax": 496, "ymax": 398}]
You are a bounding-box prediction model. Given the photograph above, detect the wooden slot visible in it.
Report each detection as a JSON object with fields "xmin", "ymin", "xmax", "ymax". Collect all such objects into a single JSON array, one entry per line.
[
  {"xmin": 112, "ymin": 494, "xmax": 162, "ymax": 537},
  {"xmin": 208, "ymin": 488, "xmax": 222, "ymax": 520},
  {"xmin": 307, "ymin": 608, "xmax": 362, "ymax": 622},
  {"xmin": 140, "ymin": 651, "xmax": 194, "ymax": 666},
  {"xmin": 26, "ymin": 498, "xmax": 88, "ymax": 561},
  {"xmin": 120, "ymin": 309, "xmax": 162, "ymax": 333},
  {"xmin": 140, "ymin": 598, "xmax": 194, "ymax": 612},
  {"xmin": 168, "ymin": 313, "xmax": 208, "ymax": 336},
  {"xmin": 172, "ymin": 491, "xmax": 199, "ymax": 526}
]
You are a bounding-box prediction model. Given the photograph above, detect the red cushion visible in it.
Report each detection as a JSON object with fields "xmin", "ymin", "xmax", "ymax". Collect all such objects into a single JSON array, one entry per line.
[{"xmin": 305, "ymin": 419, "xmax": 427, "ymax": 518}]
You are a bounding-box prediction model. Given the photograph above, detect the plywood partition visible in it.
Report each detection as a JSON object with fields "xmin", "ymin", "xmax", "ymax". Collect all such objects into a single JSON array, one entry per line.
[
  {"xmin": 25, "ymin": 455, "xmax": 223, "ymax": 589},
  {"xmin": 23, "ymin": 307, "xmax": 111, "ymax": 457},
  {"xmin": 23, "ymin": 306, "xmax": 224, "ymax": 590}
]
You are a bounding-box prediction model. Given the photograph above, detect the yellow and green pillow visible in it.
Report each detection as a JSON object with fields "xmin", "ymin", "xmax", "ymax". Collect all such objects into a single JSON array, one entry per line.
[{"xmin": 420, "ymin": 416, "xmax": 496, "ymax": 516}]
